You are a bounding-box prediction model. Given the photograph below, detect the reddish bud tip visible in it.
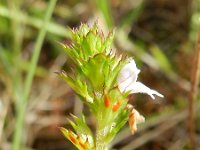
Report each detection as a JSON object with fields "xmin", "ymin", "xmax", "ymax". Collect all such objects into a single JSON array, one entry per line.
[
  {"xmin": 112, "ymin": 101, "xmax": 121, "ymax": 112},
  {"xmin": 79, "ymin": 141, "xmax": 86, "ymax": 149},
  {"xmin": 104, "ymin": 95, "xmax": 110, "ymax": 108},
  {"xmin": 69, "ymin": 135, "xmax": 77, "ymax": 144}
]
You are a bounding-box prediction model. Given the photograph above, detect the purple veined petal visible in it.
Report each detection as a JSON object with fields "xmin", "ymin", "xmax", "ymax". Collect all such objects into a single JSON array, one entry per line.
[
  {"xmin": 117, "ymin": 60, "xmax": 140, "ymax": 92},
  {"xmin": 125, "ymin": 82, "xmax": 164, "ymax": 99}
]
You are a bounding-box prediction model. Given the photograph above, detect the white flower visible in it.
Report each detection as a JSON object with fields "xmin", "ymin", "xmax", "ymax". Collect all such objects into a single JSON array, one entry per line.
[{"xmin": 117, "ymin": 59, "xmax": 164, "ymax": 99}]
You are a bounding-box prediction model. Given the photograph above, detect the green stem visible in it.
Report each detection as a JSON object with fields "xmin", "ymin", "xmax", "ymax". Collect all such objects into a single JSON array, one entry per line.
[
  {"xmin": 94, "ymin": 0, "xmax": 113, "ymax": 28},
  {"xmin": 96, "ymin": 135, "xmax": 107, "ymax": 149},
  {"xmin": 8, "ymin": 0, "xmax": 23, "ymax": 111},
  {"xmin": 95, "ymin": 114, "xmax": 109, "ymax": 150},
  {"xmin": 96, "ymin": 129, "xmax": 109, "ymax": 150},
  {"xmin": 11, "ymin": 0, "xmax": 57, "ymax": 150}
]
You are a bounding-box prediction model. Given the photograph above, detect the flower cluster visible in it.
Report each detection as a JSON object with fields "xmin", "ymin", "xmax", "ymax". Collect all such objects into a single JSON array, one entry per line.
[{"xmin": 58, "ymin": 22, "xmax": 163, "ymax": 150}]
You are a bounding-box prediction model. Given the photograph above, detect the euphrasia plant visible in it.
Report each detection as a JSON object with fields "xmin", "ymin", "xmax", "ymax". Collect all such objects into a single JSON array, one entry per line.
[{"xmin": 57, "ymin": 22, "xmax": 163, "ymax": 150}]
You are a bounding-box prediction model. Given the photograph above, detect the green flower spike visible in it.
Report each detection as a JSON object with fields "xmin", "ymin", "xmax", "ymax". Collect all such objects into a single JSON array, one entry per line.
[{"xmin": 58, "ymin": 22, "xmax": 163, "ymax": 150}]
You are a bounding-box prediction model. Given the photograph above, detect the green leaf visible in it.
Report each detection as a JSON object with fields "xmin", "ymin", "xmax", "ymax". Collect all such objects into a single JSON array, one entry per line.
[
  {"xmin": 104, "ymin": 109, "xmax": 129, "ymax": 143},
  {"xmin": 150, "ymin": 45, "xmax": 172, "ymax": 73},
  {"xmin": 103, "ymin": 30, "xmax": 115, "ymax": 54},
  {"xmin": 58, "ymin": 71, "xmax": 93, "ymax": 103},
  {"xmin": 59, "ymin": 127, "xmax": 94, "ymax": 150},
  {"xmin": 81, "ymin": 54, "xmax": 108, "ymax": 90},
  {"xmin": 104, "ymin": 55, "xmax": 127, "ymax": 92},
  {"xmin": 68, "ymin": 114, "xmax": 94, "ymax": 146}
]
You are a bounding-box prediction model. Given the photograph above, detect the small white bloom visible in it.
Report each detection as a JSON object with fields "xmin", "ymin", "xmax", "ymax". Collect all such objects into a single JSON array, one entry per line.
[{"xmin": 117, "ymin": 59, "xmax": 164, "ymax": 99}]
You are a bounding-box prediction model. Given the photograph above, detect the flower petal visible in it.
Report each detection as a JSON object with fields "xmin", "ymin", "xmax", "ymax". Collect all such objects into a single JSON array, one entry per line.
[
  {"xmin": 129, "ymin": 108, "xmax": 145, "ymax": 134},
  {"xmin": 117, "ymin": 60, "xmax": 140, "ymax": 92},
  {"xmin": 126, "ymin": 82, "xmax": 164, "ymax": 99}
]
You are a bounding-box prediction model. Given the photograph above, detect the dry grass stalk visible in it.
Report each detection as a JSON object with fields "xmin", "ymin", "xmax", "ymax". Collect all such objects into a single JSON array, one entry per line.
[{"xmin": 188, "ymin": 26, "xmax": 200, "ymax": 149}]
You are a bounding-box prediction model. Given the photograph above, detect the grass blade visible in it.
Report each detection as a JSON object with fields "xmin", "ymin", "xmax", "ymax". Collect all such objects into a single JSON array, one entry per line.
[{"xmin": 11, "ymin": 0, "xmax": 57, "ymax": 150}]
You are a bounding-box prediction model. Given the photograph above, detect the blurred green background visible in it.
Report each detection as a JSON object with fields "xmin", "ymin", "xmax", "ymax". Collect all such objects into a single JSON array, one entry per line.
[{"xmin": 0, "ymin": 0, "xmax": 200, "ymax": 149}]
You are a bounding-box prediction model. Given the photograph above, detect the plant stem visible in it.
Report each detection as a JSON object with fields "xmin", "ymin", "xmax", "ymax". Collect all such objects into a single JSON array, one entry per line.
[
  {"xmin": 94, "ymin": 0, "xmax": 113, "ymax": 28},
  {"xmin": 188, "ymin": 26, "xmax": 200, "ymax": 149},
  {"xmin": 96, "ymin": 128, "xmax": 108, "ymax": 150},
  {"xmin": 96, "ymin": 116, "xmax": 109, "ymax": 150},
  {"xmin": 11, "ymin": 0, "xmax": 57, "ymax": 150},
  {"xmin": 9, "ymin": 0, "xmax": 24, "ymax": 113}
]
